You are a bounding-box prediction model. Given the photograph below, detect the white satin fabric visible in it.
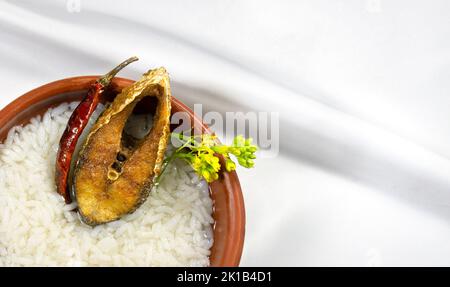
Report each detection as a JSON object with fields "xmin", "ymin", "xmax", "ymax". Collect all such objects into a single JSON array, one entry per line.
[{"xmin": 1, "ymin": 0, "xmax": 450, "ymax": 266}]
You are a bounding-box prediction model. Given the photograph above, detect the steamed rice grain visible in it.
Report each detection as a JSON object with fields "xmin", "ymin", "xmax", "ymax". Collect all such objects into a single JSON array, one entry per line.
[{"xmin": 0, "ymin": 102, "xmax": 213, "ymax": 266}]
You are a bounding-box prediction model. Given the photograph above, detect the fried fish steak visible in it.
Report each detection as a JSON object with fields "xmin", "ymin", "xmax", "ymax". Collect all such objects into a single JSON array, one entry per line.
[{"xmin": 73, "ymin": 68, "xmax": 171, "ymax": 226}]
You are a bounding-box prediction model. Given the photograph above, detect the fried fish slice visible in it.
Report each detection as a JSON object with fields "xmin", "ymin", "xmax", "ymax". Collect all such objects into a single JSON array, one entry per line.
[{"xmin": 73, "ymin": 68, "xmax": 171, "ymax": 226}]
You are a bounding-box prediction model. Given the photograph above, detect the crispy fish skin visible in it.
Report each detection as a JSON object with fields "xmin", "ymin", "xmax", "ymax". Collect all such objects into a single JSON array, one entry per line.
[{"xmin": 73, "ymin": 68, "xmax": 171, "ymax": 226}]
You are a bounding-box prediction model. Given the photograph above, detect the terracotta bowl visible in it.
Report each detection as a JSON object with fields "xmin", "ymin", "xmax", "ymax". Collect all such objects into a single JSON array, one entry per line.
[{"xmin": 0, "ymin": 76, "xmax": 245, "ymax": 266}]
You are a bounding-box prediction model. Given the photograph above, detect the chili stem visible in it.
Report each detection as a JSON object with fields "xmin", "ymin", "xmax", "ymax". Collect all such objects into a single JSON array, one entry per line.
[{"xmin": 99, "ymin": 56, "xmax": 139, "ymax": 86}]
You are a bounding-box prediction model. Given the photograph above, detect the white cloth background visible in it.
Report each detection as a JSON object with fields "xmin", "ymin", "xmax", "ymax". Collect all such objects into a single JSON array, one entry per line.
[{"xmin": 1, "ymin": 0, "xmax": 450, "ymax": 266}]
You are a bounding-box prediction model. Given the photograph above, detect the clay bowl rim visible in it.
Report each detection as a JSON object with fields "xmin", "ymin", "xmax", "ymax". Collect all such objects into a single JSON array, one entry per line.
[{"xmin": 0, "ymin": 76, "xmax": 245, "ymax": 267}]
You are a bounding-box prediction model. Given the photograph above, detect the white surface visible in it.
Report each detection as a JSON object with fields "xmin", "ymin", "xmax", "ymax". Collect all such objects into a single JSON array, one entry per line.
[{"xmin": 1, "ymin": 0, "xmax": 450, "ymax": 266}]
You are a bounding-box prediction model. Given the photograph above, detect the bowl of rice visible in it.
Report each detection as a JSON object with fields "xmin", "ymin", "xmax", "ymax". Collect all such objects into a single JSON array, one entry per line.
[{"xmin": 0, "ymin": 76, "xmax": 245, "ymax": 267}]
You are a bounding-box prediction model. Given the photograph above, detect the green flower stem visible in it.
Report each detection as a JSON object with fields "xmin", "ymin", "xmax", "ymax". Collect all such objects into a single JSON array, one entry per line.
[{"xmin": 155, "ymin": 132, "xmax": 257, "ymax": 185}]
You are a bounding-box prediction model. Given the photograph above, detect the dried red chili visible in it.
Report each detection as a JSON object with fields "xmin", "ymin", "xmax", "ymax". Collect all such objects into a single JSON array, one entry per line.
[{"xmin": 55, "ymin": 57, "xmax": 138, "ymax": 203}]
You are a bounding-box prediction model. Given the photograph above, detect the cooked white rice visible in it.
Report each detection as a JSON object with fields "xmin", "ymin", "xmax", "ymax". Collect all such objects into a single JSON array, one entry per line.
[{"xmin": 0, "ymin": 102, "xmax": 214, "ymax": 266}]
